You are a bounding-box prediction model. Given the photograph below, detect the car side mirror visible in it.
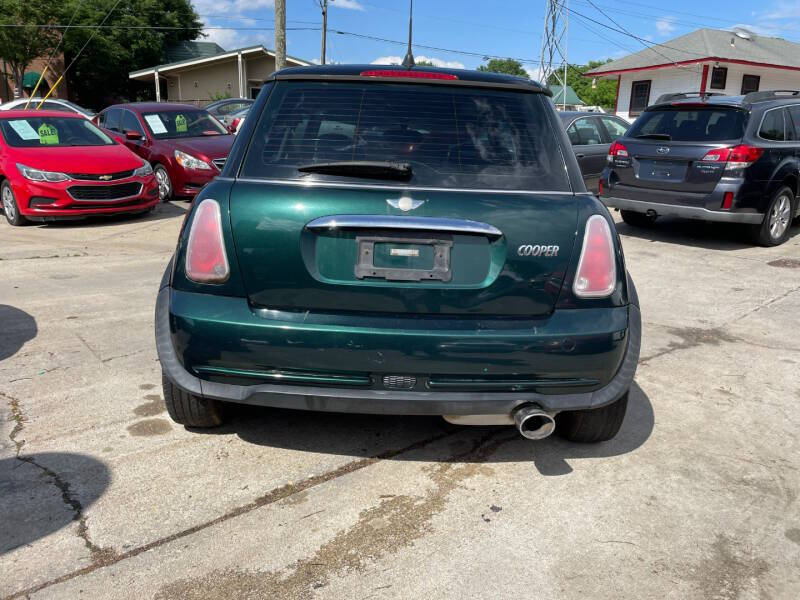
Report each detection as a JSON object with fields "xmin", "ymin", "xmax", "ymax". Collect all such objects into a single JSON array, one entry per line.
[{"xmin": 125, "ymin": 130, "xmax": 143, "ymax": 141}]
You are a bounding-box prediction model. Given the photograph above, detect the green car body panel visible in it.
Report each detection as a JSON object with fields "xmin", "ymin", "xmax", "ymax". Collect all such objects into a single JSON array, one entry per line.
[{"xmin": 157, "ymin": 64, "xmax": 641, "ymax": 419}]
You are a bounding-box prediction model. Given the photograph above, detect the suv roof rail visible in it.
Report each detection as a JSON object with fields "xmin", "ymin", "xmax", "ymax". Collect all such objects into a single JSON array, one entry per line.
[
  {"xmin": 653, "ymin": 91, "xmax": 725, "ymax": 104},
  {"xmin": 742, "ymin": 90, "xmax": 800, "ymax": 104}
]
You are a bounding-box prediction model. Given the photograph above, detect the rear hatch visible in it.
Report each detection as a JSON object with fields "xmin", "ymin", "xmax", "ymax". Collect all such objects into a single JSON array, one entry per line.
[
  {"xmin": 229, "ymin": 78, "xmax": 578, "ymax": 317},
  {"xmin": 612, "ymin": 105, "xmax": 747, "ymax": 194}
]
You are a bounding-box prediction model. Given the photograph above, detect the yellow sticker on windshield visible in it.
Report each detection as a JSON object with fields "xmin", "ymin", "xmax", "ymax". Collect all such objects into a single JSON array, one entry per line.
[
  {"xmin": 175, "ymin": 114, "xmax": 187, "ymax": 133},
  {"xmin": 38, "ymin": 123, "xmax": 59, "ymax": 145}
]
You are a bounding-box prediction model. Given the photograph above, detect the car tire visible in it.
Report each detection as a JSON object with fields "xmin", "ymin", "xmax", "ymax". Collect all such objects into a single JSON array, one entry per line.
[
  {"xmin": 620, "ymin": 210, "xmax": 657, "ymax": 228},
  {"xmin": 162, "ymin": 373, "xmax": 224, "ymax": 427},
  {"xmin": 1, "ymin": 180, "xmax": 27, "ymax": 226},
  {"xmin": 153, "ymin": 164, "xmax": 172, "ymax": 202},
  {"xmin": 555, "ymin": 391, "xmax": 628, "ymax": 443},
  {"xmin": 753, "ymin": 185, "xmax": 795, "ymax": 247}
]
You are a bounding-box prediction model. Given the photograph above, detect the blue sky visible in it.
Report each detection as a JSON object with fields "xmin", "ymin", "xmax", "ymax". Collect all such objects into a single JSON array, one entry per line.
[{"xmin": 192, "ymin": 0, "xmax": 800, "ymax": 74}]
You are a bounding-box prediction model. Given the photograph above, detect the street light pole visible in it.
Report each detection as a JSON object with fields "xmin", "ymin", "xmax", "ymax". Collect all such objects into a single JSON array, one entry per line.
[
  {"xmin": 320, "ymin": 0, "xmax": 328, "ymax": 65},
  {"xmin": 275, "ymin": 0, "xmax": 286, "ymax": 71}
]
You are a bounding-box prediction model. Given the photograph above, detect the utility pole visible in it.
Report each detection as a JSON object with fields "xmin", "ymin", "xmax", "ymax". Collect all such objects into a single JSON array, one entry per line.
[
  {"xmin": 540, "ymin": 0, "xmax": 569, "ymax": 110},
  {"xmin": 319, "ymin": 0, "xmax": 328, "ymax": 65},
  {"xmin": 275, "ymin": 0, "xmax": 286, "ymax": 71}
]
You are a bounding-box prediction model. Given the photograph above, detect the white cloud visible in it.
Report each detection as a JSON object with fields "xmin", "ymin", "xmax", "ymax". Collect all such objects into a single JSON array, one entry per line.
[
  {"xmin": 524, "ymin": 66, "xmax": 545, "ymax": 82},
  {"xmin": 371, "ymin": 55, "xmax": 465, "ymax": 69},
  {"xmin": 193, "ymin": 0, "xmax": 275, "ymax": 51},
  {"xmin": 330, "ymin": 0, "xmax": 365, "ymax": 10},
  {"xmin": 655, "ymin": 16, "xmax": 676, "ymax": 37}
]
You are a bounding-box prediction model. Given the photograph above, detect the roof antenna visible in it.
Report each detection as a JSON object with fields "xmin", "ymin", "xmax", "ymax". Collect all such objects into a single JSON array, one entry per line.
[{"xmin": 401, "ymin": 0, "xmax": 415, "ymax": 68}]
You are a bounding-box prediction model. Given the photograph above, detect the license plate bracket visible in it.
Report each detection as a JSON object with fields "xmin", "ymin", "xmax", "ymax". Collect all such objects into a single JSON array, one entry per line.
[{"xmin": 354, "ymin": 234, "xmax": 453, "ymax": 282}]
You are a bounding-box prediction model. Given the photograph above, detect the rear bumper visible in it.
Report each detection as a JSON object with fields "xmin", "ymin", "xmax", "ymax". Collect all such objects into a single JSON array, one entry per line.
[
  {"xmin": 602, "ymin": 195, "xmax": 763, "ymax": 224},
  {"xmin": 156, "ymin": 277, "xmax": 641, "ymax": 417}
]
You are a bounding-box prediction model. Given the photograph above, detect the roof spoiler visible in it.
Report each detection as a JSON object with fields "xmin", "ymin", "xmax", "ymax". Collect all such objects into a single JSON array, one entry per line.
[
  {"xmin": 653, "ymin": 91, "xmax": 725, "ymax": 104},
  {"xmin": 743, "ymin": 90, "xmax": 800, "ymax": 104}
]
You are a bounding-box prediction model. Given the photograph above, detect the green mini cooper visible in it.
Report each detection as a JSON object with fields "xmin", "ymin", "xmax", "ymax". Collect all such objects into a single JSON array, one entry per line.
[{"xmin": 156, "ymin": 65, "xmax": 641, "ymax": 443}]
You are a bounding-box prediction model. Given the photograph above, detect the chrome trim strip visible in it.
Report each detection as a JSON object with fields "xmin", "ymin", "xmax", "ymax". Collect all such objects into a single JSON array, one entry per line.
[
  {"xmin": 306, "ymin": 215, "xmax": 503, "ymax": 238},
  {"xmin": 228, "ymin": 177, "xmax": 576, "ymax": 196},
  {"xmin": 66, "ymin": 182, "xmax": 144, "ymax": 203}
]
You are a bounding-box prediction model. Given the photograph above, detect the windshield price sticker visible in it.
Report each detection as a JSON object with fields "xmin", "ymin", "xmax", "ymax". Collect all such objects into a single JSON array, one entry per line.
[
  {"xmin": 175, "ymin": 114, "xmax": 188, "ymax": 133},
  {"xmin": 38, "ymin": 123, "xmax": 59, "ymax": 145},
  {"xmin": 144, "ymin": 114, "xmax": 168, "ymax": 134},
  {"xmin": 8, "ymin": 119, "xmax": 39, "ymax": 140}
]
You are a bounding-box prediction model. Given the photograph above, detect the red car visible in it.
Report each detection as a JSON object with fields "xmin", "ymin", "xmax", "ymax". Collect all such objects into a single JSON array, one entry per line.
[
  {"xmin": 0, "ymin": 110, "xmax": 159, "ymax": 226},
  {"xmin": 94, "ymin": 103, "xmax": 234, "ymax": 201}
]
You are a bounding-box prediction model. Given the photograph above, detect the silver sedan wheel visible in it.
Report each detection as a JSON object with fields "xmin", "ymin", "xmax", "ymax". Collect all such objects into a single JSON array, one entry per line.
[
  {"xmin": 769, "ymin": 193, "xmax": 791, "ymax": 240},
  {"xmin": 2, "ymin": 185, "xmax": 16, "ymax": 220},
  {"xmin": 155, "ymin": 167, "xmax": 171, "ymax": 200}
]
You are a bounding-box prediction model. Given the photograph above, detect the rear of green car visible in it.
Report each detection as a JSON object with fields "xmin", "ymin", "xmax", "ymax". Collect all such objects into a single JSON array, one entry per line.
[{"xmin": 156, "ymin": 65, "xmax": 641, "ymax": 442}]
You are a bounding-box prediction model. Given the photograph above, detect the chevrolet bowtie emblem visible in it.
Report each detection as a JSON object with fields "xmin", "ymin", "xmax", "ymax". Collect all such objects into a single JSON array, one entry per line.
[{"xmin": 99, "ymin": 174, "xmax": 113, "ymax": 180}]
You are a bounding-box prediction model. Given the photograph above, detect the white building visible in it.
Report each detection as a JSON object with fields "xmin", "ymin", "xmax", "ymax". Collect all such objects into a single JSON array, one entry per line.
[{"xmin": 586, "ymin": 28, "xmax": 800, "ymax": 120}]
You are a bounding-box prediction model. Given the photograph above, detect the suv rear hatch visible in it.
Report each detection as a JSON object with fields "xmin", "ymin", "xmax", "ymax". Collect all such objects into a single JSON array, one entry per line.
[
  {"xmin": 229, "ymin": 78, "xmax": 578, "ymax": 317},
  {"xmin": 611, "ymin": 105, "xmax": 747, "ymax": 195}
]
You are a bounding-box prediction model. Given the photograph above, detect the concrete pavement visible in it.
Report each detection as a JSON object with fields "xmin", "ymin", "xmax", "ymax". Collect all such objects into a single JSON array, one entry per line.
[{"xmin": 1, "ymin": 204, "xmax": 799, "ymax": 599}]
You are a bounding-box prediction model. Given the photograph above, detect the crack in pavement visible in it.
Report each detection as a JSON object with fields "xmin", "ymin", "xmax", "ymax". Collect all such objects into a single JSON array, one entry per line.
[
  {"xmin": 5, "ymin": 427, "xmax": 464, "ymax": 600},
  {"xmin": 733, "ymin": 284, "xmax": 800, "ymax": 323},
  {"xmin": 2, "ymin": 391, "xmax": 117, "ymax": 587}
]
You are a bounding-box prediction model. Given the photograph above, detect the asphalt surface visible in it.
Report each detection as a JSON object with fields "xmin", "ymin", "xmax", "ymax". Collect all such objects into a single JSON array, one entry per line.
[{"xmin": 1, "ymin": 202, "xmax": 799, "ymax": 599}]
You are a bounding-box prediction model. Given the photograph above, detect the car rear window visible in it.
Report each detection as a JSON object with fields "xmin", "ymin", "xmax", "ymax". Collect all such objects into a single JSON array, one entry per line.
[
  {"xmin": 628, "ymin": 108, "xmax": 746, "ymax": 142},
  {"xmin": 240, "ymin": 81, "xmax": 571, "ymax": 191}
]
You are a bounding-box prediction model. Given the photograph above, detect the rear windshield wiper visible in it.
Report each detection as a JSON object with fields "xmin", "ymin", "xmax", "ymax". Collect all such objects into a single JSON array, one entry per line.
[
  {"xmin": 297, "ymin": 161, "xmax": 412, "ymax": 180},
  {"xmin": 634, "ymin": 133, "xmax": 672, "ymax": 140}
]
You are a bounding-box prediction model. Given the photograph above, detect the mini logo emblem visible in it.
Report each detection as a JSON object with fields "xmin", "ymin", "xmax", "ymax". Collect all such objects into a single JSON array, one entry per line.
[
  {"xmin": 387, "ymin": 197, "xmax": 425, "ymax": 211},
  {"xmin": 99, "ymin": 174, "xmax": 113, "ymax": 180},
  {"xmin": 656, "ymin": 146, "xmax": 670, "ymax": 154},
  {"xmin": 518, "ymin": 244, "xmax": 559, "ymax": 257}
]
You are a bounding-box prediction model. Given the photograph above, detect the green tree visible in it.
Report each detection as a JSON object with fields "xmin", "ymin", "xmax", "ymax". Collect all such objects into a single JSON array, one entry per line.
[
  {"xmin": 477, "ymin": 58, "xmax": 529, "ymax": 78},
  {"xmin": 548, "ymin": 59, "xmax": 617, "ymax": 109},
  {"xmin": 0, "ymin": 0, "xmax": 60, "ymax": 98},
  {"xmin": 415, "ymin": 60, "xmax": 436, "ymax": 67},
  {"xmin": 60, "ymin": 0, "xmax": 203, "ymax": 108}
]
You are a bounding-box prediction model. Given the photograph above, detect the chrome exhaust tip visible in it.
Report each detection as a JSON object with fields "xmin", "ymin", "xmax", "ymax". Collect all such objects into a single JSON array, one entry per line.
[{"xmin": 513, "ymin": 406, "xmax": 556, "ymax": 440}]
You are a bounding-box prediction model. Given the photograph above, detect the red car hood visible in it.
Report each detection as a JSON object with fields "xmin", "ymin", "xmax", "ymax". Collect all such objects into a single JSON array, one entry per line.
[
  {"xmin": 11, "ymin": 144, "xmax": 145, "ymax": 174},
  {"xmin": 174, "ymin": 135, "xmax": 234, "ymax": 160}
]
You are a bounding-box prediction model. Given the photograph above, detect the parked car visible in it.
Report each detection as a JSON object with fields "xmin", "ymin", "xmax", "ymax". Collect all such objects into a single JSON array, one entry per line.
[
  {"xmin": 559, "ymin": 111, "xmax": 629, "ymax": 193},
  {"xmin": 601, "ymin": 91, "xmax": 800, "ymax": 246},
  {"xmin": 226, "ymin": 106, "xmax": 250, "ymax": 133},
  {"xmin": 94, "ymin": 103, "xmax": 234, "ymax": 201},
  {"xmin": 0, "ymin": 110, "xmax": 159, "ymax": 226},
  {"xmin": 155, "ymin": 65, "xmax": 641, "ymax": 444},
  {"xmin": 0, "ymin": 98, "xmax": 95, "ymax": 119},
  {"xmin": 205, "ymin": 98, "xmax": 254, "ymax": 122}
]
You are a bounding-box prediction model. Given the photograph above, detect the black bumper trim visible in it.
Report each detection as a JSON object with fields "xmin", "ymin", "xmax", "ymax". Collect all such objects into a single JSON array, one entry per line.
[
  {"xmin": 155, "ymin": 268, "xmax": 641, "ymax": 416},
  {"xmin": 602, "ymin": 196, "xmax": 763, "ymax": 224}
]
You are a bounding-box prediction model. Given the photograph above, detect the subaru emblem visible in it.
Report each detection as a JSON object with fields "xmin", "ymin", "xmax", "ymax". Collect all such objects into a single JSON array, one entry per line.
[{"xmin": 656, "ymin": 146, "xmax": 670, "ymax": 155}]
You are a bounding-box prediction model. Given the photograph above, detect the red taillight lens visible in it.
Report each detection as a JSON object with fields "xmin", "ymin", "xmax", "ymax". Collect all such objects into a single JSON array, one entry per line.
[
  {"xmin": 185, "ymin": 199, "xmax": 230, "ymax": 283},
  {"xmin": 722, "ymin": 191, "xmax": 734, "ymax": 210},
  {"xmin": 573, "ymin": 215, "xmax": 617, "ymax": 298},
  {"xmin": 701, "ymin": 147, "xmax": 731, "ymax": 162},
  {"xmin": 608, "ymin": 141, "xmax": 629, "ymax": 162},
  {"xmin": 702, "ymin": 145, "xmax": 763, "ymax": 170},
  {"xmin": 230, "ymin": 118, "xmax": 240, "ymax": 130},
  {"xmin": 359, "ymin": 69, "xmax": 458, "ymax": 80}
]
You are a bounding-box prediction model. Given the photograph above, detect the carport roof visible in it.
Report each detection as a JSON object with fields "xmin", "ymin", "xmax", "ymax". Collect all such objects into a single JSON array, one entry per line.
[
  {"xmin": 128, "ymin": 45, "xmax": 311, "ymax": 80},
  {"xmin": 585, "ymin": 28, "xmax": 800, "ymax": 77}
]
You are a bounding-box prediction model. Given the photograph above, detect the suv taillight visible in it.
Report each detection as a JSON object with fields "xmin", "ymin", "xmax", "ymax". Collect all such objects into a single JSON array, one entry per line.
[
  {"xmin": 573, "ymin": 215, "xmax": 617, "ymax": 298},
  {"xmin": 607, "ymin": 141, "xmax": 629, "ymax": 163},
  {"xmin": 185, "ymin": 199, "xmax": 230, "ymax": 283},
  {"xmin": 701, "ymin": 144, "xmax": 764, "ymax": 171}
]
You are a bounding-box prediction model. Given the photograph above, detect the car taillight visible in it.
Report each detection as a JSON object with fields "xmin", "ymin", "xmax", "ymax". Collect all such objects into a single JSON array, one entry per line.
[
  {"xmin": 359, "ymin": 69, "xmax": 458, "ymax": 80},
  {"xmin": 573, "ymin": 215, "xmax": 617, "ymax": 298},
  {"xmin": 230, "ymin": 118, "xmax": 240, "ymax": 131},
  {"xmin": 722, "ymin": 191, "xmax": 734, "ymax": 210},
  {"xmin": 701, "ymin": 145, "xmax": 763, "ymax": 171},
  {"xmin": 185, "ymin": 199, "xmax": 230, "ymax": 283},
  {"xmin": 607, "ymin": 141, "xmax": 629, "ymax": 162}
]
